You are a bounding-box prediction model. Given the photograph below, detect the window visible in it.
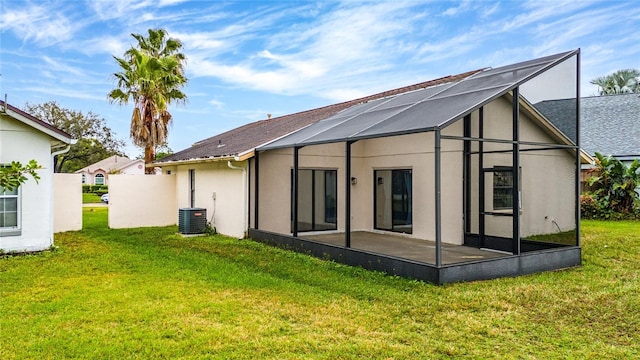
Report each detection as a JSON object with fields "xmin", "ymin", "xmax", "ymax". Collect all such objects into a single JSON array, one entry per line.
[
  {"xmin": 94, "ymin": 173, "xmax": 105, "ymax": 185},
  {"xmin": 493, "ymin": 167, "xmax": 521, "ymax": 210},
  {"xmin": 291, "ymin": 169, "xmax": 337, "ymax": 232},
  {"xmin": 375, "ymin": 169, "xmax": 412, "ymax": 234},
  {"xmin": 189, "ymin": 169, "xmax": 195, "ymax": 208},
  {"xmin": 0, "ymin": 186, "xmax": 20, "ymax": 236}
]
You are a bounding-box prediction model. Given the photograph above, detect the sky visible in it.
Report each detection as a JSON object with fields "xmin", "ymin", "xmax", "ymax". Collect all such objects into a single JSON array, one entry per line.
[{"xmin": 1, "ymin": 0, "xmax": 639, "ymax": 158}]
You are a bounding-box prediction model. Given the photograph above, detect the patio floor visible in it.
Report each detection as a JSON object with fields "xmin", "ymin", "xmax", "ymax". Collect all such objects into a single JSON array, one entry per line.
[{"xmin": 301, "ymin": 231, "xmax": 507, "ymax": 265}]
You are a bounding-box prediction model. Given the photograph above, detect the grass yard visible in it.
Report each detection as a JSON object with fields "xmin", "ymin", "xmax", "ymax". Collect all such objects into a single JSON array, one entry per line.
[
  {"xmin": 82, "ymin": 193, "xmax": 102, "ymax": 203},
  {"xmin": 1, "ymin": 208, "xmax": 638, "ymax": 359}
]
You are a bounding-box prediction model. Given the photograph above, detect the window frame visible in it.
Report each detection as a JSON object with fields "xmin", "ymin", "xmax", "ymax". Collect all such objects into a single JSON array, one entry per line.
[
  {"xmin": 0, "ymin": 185, "xmax": 21, "ymax": 237},
  {"xmin": 94, "ymin": 173, "xmax": 105, "ymax": 186},
  {"xmin": 492, "ymin": 166, "xmax": 522, "ymax": 212}
]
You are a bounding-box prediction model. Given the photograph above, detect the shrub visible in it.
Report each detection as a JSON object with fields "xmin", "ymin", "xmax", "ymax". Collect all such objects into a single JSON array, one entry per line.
[
  {"xmin": 582, "ymin": 153, "xmax": 640, "ymax": 220},
  {"xmin": 82, "ymin": 184, "xmax": 108, "ymax": 194}
]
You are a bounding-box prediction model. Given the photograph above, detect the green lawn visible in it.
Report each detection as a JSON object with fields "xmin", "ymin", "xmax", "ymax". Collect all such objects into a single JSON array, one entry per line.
[
  {"xmin": 82, "ymin": 193, "xmax": 102, "ymax": 203},
  {"xmin": 1, "ymin": 208, "xmax": 638, "ymax": 359}
]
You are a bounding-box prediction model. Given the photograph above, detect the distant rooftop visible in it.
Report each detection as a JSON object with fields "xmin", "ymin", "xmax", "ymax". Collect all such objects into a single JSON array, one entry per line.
[{"xmin": 535, "ymin": 93, "xmax": 640, "ymax": 159}]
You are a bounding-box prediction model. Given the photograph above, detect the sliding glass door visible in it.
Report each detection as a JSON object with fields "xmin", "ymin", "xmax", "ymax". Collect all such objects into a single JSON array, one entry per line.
[
  {"xmin": 292, "ymin": 169, "xmax": 337, "ymax": 232},
  {"xmin": 374, "ymin": 169, "xmax": 412, "ymax": 234}
]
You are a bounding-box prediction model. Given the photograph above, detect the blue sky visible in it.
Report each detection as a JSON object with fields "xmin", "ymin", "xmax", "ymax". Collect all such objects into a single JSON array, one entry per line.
[{"xmin": 1, "ymin": 0, "xmax": 639, "ymax": 157}]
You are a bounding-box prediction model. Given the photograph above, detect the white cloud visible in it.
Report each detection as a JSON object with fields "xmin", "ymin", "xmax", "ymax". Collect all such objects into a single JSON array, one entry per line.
[
  {"xmin": 208, "ymin": 99, "xmax": 224, "ymax": 110},
  {"xmin": 0, "ymin": 3, "xmax": 78, "ymax": 46},
  {"xmin": 89, "ymin": 0, "xmax": 154, "ymax": 20},
  {"xmin": 41, "ymin": 56, "xmax": 86, "ymax": 78},
  {"xmin": 75, "ymin": 36, "xmax": 130, "ymax": 57},
  {"xmin": 18, "ymin": 86, "xmax": 105, "ymax": 101},
  {"xmin": 158, "ymin": 0, "xmax": 188, "ymax": 7},
  {"xmin": 443, "ymin": 0, "xmax": 472, "ymax": 16},
  {"xmin": 172, "ymin": 32, "xmax": 226, "ymax": 51},
  {"xmin": 187, "ymin": 1, "xmax": 430, "ymax": 101}
]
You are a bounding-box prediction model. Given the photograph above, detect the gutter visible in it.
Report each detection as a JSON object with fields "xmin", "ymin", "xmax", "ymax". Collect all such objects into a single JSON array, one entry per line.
[{"xmin": 152, "ymin": 155, "xmax": 238, "ymax": 167}]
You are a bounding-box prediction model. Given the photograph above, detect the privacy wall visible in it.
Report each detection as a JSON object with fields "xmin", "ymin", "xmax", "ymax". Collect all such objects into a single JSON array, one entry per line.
[{"xmin": 108, "ymin": 174, "xmax": 177, "ymax": 229}]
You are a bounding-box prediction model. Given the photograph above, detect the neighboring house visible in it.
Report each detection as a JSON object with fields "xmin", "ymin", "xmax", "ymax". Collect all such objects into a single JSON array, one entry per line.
[
  {"xmin": 250, "ymin": 50, "xmax": 590, "ymax": 283},
  {"xmin": 535, "ymin": 93, "xmax": 640, "ymax": 163},
  {"xmin": 154, "ymin": 71, "xmax": 479, "ymax": 239},
  {"xmin": 534, "ymin": 93, "xmax": 640, "ymax": 188},
  {"xmin": 75, "ymin": 155, "xmax": 145, "ymax": 186},
  {"xmin": 0, "ymin": 100, "xmax": 75, "ymax": 252}
]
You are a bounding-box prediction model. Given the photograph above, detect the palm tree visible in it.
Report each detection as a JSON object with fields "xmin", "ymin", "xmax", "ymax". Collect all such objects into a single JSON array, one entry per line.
[
  {"xmin": 108, "ymin": 29, "xmax": 187, "ymax": 173},
  {"xmin": 590, "ymin": 69, "xmax": 639, "ymax": 95}
]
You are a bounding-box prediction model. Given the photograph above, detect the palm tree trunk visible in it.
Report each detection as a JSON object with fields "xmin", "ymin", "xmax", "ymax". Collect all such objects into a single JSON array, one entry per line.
[{"xmin": 144, "ymin": 145, "xmax": 155, "ymax": 174}]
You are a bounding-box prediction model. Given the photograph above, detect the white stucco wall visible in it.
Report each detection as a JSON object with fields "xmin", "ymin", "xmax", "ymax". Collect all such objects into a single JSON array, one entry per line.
[
  {"xmin": 469, "ymin": 97, "xmax": 577, "ymax": 238},
  {"xmin": 0, "ymin": 115, "xmax": 55, "ymax": 252},
  {"xmin": 108, "ymin": 174, "xmax": 177, "ymax": 228},
  {"xmin": 53, "ymin": 173, "xmax": 82, "ymax": 232},
  {"xmin": 169, "ymin": 161, "xmax": 248, "ymax": 239}
]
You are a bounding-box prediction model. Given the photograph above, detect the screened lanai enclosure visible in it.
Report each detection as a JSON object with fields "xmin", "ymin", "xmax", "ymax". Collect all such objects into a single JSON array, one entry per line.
[{"xmin": 249, "ymin": 50, "xmax": 587, "ymax": 284}]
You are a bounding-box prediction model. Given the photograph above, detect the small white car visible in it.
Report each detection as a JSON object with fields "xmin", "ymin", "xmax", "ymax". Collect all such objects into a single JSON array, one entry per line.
[{"xmin": 101, "ymin": 193, "xmax": 109, "ymax": 203}]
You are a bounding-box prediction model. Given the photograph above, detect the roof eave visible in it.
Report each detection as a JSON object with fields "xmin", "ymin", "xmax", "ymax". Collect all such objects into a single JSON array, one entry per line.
[
  {"xmin": 2, "ymin": 103, "xmax": 76, "ymax": 145},
  {"xmin": 152, "ymin": 154, "xmax": 239, "ymax": 167}
]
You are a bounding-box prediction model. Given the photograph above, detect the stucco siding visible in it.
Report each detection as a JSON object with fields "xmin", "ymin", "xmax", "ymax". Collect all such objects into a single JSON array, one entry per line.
[
  {"xmin": 257, "ymin": 131, "xmax": 466, "ymax": 245},
  {"xmin": 467, "ymin": 98, "xmax": 577, "ymax": 239},
  {"xmin": 0, "ymin": 116, "xmax": 55, "ymax": 251},
  {"xmin": 108, "ymin": 174, "xmax": 177, "ymax": 229},
  {"xmin": 174, "ymin": 161, "xmax": 247, "ymax": 238}
]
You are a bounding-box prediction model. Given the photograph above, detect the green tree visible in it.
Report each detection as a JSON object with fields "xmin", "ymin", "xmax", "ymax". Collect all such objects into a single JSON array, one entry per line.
[
  {"xmin": 108, "ymin": 28, "xmax": 188, "ymax": 173},
  {"xmin": 0, "ymin": 160, "xmax": 41, "ymax": 191},
  {"xmin": 590, "ymin": 69, "xmax": 640, "ymax": 95},
  {"xmin": 153, "ymin": 144, "xmax": 173, "ymax": 161},
  {"xmin": 23, "ymin": 102, "xmax": 126, "ymax": 173}
]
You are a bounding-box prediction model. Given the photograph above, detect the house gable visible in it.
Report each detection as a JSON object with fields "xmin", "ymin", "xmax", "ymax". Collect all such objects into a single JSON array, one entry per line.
[{"xmin": 0, "ymin": 102, "xmax": 74, "ymax": 252}]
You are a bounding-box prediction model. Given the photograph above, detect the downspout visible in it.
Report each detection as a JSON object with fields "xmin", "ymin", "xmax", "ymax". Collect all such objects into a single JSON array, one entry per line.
[{"xmin": 228, "ymin": 160, "xmax": 248, "ymax": 239}]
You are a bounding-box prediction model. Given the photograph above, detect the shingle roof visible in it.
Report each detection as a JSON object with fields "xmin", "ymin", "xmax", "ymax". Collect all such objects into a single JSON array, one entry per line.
[
  {"xmin": 155, "ymin": 70, "xmax": 482, "ymax": 164},
  {"xmin": 535, "ymin": 93, "xmax": 640, "ymax": 158}
]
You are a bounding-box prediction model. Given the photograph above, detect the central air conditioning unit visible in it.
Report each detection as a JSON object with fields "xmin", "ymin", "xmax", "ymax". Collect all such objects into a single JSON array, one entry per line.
[{"xmin": 178, "ymin": 208, "xmax": 207, "ymax": 235}]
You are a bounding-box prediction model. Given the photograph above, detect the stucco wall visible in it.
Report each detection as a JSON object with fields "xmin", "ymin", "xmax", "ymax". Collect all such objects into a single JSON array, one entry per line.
[
  {"xmin": 53, "ymin": 173, "xmax": 82, "ymax": 232},
  {"xmin": 257, "ymin": 131, "xmax": 465, "ymax": 245},
  {"xmin": 0, "ymin": 115, "xmax": 55, "ymax": 252},
  {"xmin": 468, "ymin": 97, "xmax": 577, "ymax": 238},
  {"xmin": 170, "ymin": 161, "xmax": 248, "ymax": 238},
  {"xmin": 108, "ymin": 174, "xmax": 177, "ymax": 229}
]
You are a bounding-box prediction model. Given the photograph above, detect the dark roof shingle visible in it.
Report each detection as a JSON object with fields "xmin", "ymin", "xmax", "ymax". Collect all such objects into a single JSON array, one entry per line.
[{"xmin": 535, "ymin": 93, "xmax": 640, "ymax": 158}]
